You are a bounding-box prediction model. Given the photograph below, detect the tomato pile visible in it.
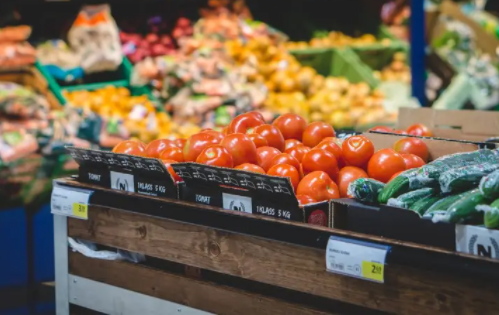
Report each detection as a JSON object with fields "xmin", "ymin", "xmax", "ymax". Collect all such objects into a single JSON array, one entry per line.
[
  {"xmin": 370, "ymin": 123, "xmax": 433, "ymax": 137},
  {"xmin": 112, "ymin": 112, "xmax": 431, "ymax": 205}
]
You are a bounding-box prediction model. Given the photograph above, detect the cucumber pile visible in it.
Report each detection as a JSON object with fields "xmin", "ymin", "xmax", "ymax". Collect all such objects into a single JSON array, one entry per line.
[{"xmin": 349, "ymin": 148, "xmax": 499, "ymax": 227}]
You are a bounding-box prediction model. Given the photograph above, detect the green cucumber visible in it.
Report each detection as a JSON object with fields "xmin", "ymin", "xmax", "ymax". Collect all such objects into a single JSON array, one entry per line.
[
  {"xmin": 476, "ymin": 198, "xmax": 499, "ymax": 229},
  {"xmin": 423, "ymin": 191, "xmax": 475, "ymax": 219},
  {"xmin": 387, "ymin": 188, "xmax": 435, "ymax": 209},
  {"xmin": 479, "ymin": 170, "xmax": 499, "ymax": 199},
  {"xmin": 439, "ymin": 163, "xmax": 499, "ymax": 193},
  {"xmin": 378, "ymin": 169, "xmax": 420, "ymax": 203},
  {"xmin": 447, "ymin": 189, "xmax": 488, "ymax": 223},
  {"xmin": 410, "ymin": 195, "xmax": 442, "ymax": 216},
  {"xmin": 347, "ymin": 178, "xmax": 385, "ymax": 203},
  {"xmin": 417, "ymin": 149, "xmax": 499, "ymax": 184}
]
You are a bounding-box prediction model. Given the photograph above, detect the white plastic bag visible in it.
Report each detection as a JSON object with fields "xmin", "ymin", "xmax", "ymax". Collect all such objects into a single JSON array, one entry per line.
[
  {"xmin": 68, "ymin": 4, "xmax": 122, "ymax": 73},
  {"xmin": 68, "ymin": 237, "xmax": 145, "ymax": 263}
]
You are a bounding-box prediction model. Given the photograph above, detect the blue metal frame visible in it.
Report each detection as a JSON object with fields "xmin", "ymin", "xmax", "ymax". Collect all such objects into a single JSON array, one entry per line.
[{"xmin": 411, "ymin": 0, "xmax": 427, "ymax": 106}]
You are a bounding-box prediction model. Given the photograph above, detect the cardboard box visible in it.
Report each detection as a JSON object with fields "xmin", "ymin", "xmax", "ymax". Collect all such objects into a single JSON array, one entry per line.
[
  {"xmin": 364, "ymin": 128, "xmax": 496, "ymax": 160},
  {"xmin": 391, "ymin": 107, "xmax": 499, "ymax": 142},
  {"xmin": 172, "ymin": 162, "xmax": 330, "ymax": 226},
  {"xmin": 331, "ymin": 199, "xmax": 456, "ymax": 250},
  {"xmin": 67, "ymin": 147, "xmax": 177, "ymax": 199}
]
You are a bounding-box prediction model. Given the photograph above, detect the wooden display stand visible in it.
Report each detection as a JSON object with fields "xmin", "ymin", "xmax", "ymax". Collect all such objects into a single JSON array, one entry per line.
[{"xmin": 54, "ymin": 178, "xmax": 499, "ymax": 315}]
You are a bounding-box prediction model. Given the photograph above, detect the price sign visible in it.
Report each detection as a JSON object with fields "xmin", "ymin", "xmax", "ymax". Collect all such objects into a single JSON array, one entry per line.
[
  {"xmin": 326, "ymin": 236, "xmax": 390, "ymax": 283},
  {"xmin": 51, "ymin": 185, "xmax": 93, "ymax": 220},
  {"xmin": 456, "ymin": 225, "xmax": 499, "ymax": 259}
]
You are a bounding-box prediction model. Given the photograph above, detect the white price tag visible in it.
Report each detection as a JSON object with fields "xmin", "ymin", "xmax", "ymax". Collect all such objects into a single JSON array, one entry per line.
[
  {"xmin": 51, "ymin": 185, "xmax": 93, "ymax": 220},
  {"xmin": 326, "ymin": 236, "xmax": 390, "ymax": 283},
  {"xmin": 456, "ymin": 225, "xmax": 499, "ymax": 259},
  {"xmin": 110, "ymin": 171, "xmax": 135, "ymax": 192},
  {"xmin": 222, "ymin": 193, "xmax": 252, "ymax": 214}
]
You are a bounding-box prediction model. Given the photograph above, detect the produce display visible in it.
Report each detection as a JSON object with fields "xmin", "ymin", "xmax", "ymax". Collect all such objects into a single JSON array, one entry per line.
[
  {"xmin": 284, "ymin": 31, "xmax": 391, "ymax": 50},
  {"xmin": 120, "ymin": 17, "xmax": 193, "ymax": 63},
  {"xmin": 373, "ymin": 52, "xmax": 411, "ymax": 84},
  {"xmin": 110, "ymin": 111, "xmax": 434, "ymax": 209},
  {"xmin": 348, "ymin": 144, "xmax": 499, "ymax": 228},
  {"xmin": 127, "ymin": 5, "xmax": 398, "ymax": 130},
  {"xmin": 433, "ymin": 18, "xmax": 499, "ymax": 106},
  {"xmin": 63, "ymin": 86, "xmax": 201, "ymax": 145},
  {"xmin": 228, "ymin": 38, "xmax": 394, "ymax": 127}
]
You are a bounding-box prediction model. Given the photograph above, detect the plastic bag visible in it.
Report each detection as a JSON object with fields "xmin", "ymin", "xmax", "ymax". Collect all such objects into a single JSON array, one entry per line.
[
  {"xmin": 68, "ymin": 4, "xmax": 122, "ymax": 73},
  {"xmin": 0, "ymin": 130, "xmax": 39, "ymax": 164},
  {"xmin": 68, "ymin": 237, "xmax": 145, "ymax": 263},
  {"xmin": 0, "ymin": 26, "xmax": 32, "ymax": 42}
]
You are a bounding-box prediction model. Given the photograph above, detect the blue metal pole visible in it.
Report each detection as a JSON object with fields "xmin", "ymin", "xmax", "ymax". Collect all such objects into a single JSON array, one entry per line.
[{"xmin": 411, "ymin": 0, "xmax": 427, "ymax": 106}]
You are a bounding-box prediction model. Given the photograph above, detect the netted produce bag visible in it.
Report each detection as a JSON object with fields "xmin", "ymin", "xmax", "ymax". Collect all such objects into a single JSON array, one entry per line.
[
  {"xmin": 0, "ymin": 26, "xmax": 36, "ymax": 68},
  {"xmin": 0, "ymin": 82, "xmax": 50, "ymax": 120},
  {"xmin": 68, "ymin": 4, "xmax": 122, "ymax": 73}
]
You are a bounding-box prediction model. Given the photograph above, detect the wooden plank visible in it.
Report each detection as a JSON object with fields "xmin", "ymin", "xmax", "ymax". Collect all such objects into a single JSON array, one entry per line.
[
  {"xmin": 69, "ymin": 252, "xmax": 332, "ymax": 315},
  {"xmin": 56, "ymin": 178, "xmax": 495, "ymax": 260},
  {"xmin": 68, "ymin": 206, "xmax": 499, "ymax": 315}
]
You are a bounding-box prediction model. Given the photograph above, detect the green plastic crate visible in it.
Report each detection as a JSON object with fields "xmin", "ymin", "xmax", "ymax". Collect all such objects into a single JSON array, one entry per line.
[
  {"xmin": 36, "ymin": 58, "xmax": 158, "ymax": 105},
  {"xmin": 289, "ymin": 47, "xmax": 332, "ymax": 76},
  {"xmin": 290, "ymin": 47, "xmax": 378, "ymax": 88}
]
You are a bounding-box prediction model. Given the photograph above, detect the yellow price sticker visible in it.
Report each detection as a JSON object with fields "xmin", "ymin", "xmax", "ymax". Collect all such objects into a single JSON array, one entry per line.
[
  {"xmin": 361, "ymin": 261, "xmax": 384, "ymax": 282},
  {"xmin": 72, "ymin": 203, "xmax": 88, "ymax": 219}
]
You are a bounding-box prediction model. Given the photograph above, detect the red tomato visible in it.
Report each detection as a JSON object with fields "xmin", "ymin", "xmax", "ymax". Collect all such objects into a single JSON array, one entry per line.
[
  {"xmin": 174, "ymin": 138, "xmax": 186, "ymax": 149},
  {"xmin": 159, "ymin": 146, "xmax": 184, "ymax": 162},
  {"xmin": 247, "ymin": 133, "xmax": 268, "ymax": 148},
  {"xmin": 200, "ymin": 129, "xmax": 224, "ymax": 143},
  {"xmin": 285, "ymin": 139, "xmax": 302, "ymax": 151},
  {"xmin": 256, "ymin": 146, "xmax": 281, "ymax": 172},
  {"xmin": 367, "ymin": 148, "xmax": 406, "ymax": 183},
  {"xmin": 112, "ymin": 140, "xmax": 146, "ymax": 156},
  {"xmin": 301, "ymin": 149, "xmax": 339, "ymax": 181},
  {"xmin": 272, "ymin": 113, "xmax": 307, "ymax": 141},
  {"xmin": 246, "ymin": 111, "xmax": 265, "ymax": 122},
  {"xmin": 144, "ymin": 139, "xmax": 176, "ymax": 158},
  {"xmin": 302, "ymin": 122, "xmax": 336, "ymax": 148},
  {"xmin": 389, "ymin": 171, "xmax": 404, "ymax": 182},
  {"xmin": 402, "ymin": 154, "xmax": 425, "ymax": 169},
  {"xmin": 393, "ymin": 137, "xmax": 429, "ymax": 162},
  {"xmin": 321, "ymin": 137, "xmax": 343, "ymax": 148},
  {"xmin": 285, "ymin": 145, "xmax": 310, "ymax": 162},
  {"xmin": 341, "ymin": 135, "xmax": 374, "ymax": 167},
  {"xmin": 269, "ymin": 153, "xmax": 301, "ymax": 172},
  {"xmin": 297, "ymin": 171, "xmax": 340, "ymax": 202},
  {"xmin": 234, "ymin": 163, "xmax": 265, "ymax": 174},
  {"xmin": 267, "ymin": 164, "xmax": 300, "ymax": 191},
  {"xmin": 407, "ymin": 123, "xmax": 433, "ymax": 137},
  {"xmin": 196, "ymin": 145, "xmax": 234, "ymax": 168},
  {"xmin": 315, "ymin": 140, "xmax": 342, "ymax": 161},
  {"xmin": 251, "ymin": 124, "xmax": 285, "ymax": 152},
  {"xmin": 220, "ymin": 133, "xmax": 258, "ymax": 166},
  {"xmin": 337, "ymin": 166, "xmax": 368, "ymax": 198},
  {"xmin": 183, "ymin": 133, "xmax": 221, "ymax": 162},
  {"xmin": 227, "ymin": 113, "xmax": 264, "ymax": 134},
  {"xmin": 296, "ymin": 195, "xmax": 317, "ymax": 205},
  {"xmin": 162, "ymin": 159, "xmax": 182, "ymax": 183},
  {"xmin": 370, "ymin": 126, "xmax": 394, "ymax": 133}
]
